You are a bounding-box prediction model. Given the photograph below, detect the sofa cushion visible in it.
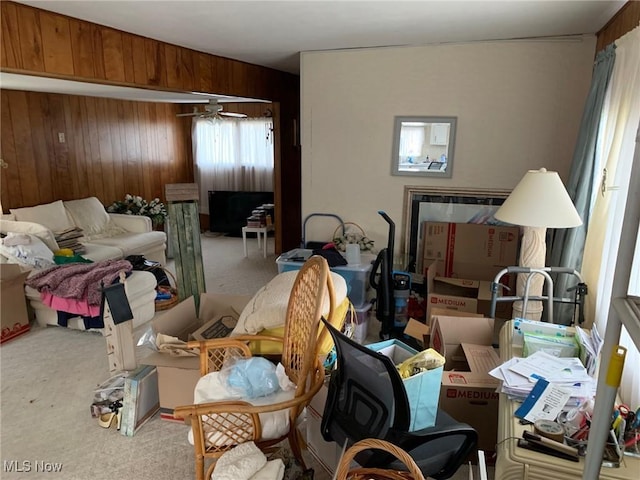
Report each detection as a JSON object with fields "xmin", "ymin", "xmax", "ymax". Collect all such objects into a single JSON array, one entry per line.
[
  {"xmin": 87, "ymin": 231, "xmax": 166, "ymax": 256},
  {"xmin": 10, "ymin": 200, "xmax": 74, "ymax": 233},
  {"xmin": 63, "ymin": 197, "xmax": 126, "ymax": 240},
  {"xmin": 80, "ymin": 243, "xmax": 124, "ymax": 262},
  {"xmin": 0, "ymin": 219, "xmax": 59, "ymax": 252}
]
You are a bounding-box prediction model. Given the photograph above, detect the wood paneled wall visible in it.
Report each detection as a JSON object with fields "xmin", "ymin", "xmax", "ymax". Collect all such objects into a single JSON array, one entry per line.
[
  {"xmin": 596, "ymin": 1, "xmax": 640, "ymax": 52},
  {"xmin": 0, "ymin": 1, "xmax": 301, "ymax": 251},
  {"xmin": 1, "ymin": 89, "xmax": 192, "ymax": 210}
]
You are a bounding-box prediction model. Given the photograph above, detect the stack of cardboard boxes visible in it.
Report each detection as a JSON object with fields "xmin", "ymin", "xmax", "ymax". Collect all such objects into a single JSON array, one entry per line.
[
  {"xmin": 422, "ymin": 221, "xmax": 520, "ymax": 322},
  {"xmin": 412, "ymin": 221, "xmax": 521, "ymax": 457}
]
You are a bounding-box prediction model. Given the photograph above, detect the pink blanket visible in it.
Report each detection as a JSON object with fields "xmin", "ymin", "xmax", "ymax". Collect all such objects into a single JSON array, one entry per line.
[{"xmin": 26, "ymin": 259, "xmax": 133, "ymax": 306}]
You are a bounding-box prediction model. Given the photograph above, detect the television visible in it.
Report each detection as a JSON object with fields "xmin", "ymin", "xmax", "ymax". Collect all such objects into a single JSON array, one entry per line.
[{"xmin": 208, "ymin": 190, "xmax": 274, "ymax": 236}]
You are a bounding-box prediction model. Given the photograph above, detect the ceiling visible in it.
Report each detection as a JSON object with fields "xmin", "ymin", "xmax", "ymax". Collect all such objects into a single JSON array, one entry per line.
[{"xmin": 4, "ymin": 1, "xmax": 626, "ymax": 102}]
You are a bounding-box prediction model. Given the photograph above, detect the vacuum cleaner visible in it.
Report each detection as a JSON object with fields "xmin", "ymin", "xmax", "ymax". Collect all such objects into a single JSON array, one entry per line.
[{"xmin": 369, "ymin": 211, "xmax": 412, "ymax": 340}]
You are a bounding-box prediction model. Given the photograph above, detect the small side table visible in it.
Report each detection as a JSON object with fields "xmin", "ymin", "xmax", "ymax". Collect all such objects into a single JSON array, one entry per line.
[{"xmin": 242, "ymin": 224, "xmax": 274, "ymax": 258}]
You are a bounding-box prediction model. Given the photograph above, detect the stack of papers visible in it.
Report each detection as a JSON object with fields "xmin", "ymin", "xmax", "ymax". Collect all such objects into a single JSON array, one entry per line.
[
  {"xmin": 489, "ymin": 350, "xmax": 596, "ymax": 407},
  {"xmin": 575, "ymin": 324, "xmax": 602, "ymax": 377}
]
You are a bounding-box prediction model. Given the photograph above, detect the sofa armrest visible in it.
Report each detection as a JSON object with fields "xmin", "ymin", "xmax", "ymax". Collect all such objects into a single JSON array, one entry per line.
[{"xmin": 108, "ymin": 214, "xmax": 152, "ymax": 233}]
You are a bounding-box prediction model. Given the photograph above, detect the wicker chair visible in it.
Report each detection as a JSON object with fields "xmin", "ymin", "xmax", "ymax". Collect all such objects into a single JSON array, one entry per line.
[{"xmin": 174, "ymin": 255, "xmax": 335, "ymax": 480}]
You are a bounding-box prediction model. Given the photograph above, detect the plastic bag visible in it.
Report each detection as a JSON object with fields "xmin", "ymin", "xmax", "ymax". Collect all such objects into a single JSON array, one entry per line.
[
  {"xmin": 222, "ymin": 357, "xmax": 280, "ymax": 398},
  {"xmin": 396, "ymin": 348, "xmax": 445, "ymax": 379}
]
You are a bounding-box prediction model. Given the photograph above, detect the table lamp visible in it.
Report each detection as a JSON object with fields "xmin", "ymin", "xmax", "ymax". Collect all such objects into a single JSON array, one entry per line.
[{"xmin": 494, "ymin": 168, "xmax": 582, "ymax": 320}]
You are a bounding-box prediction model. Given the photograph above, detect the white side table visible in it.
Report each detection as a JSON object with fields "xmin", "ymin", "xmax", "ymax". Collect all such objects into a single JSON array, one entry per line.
[{"xmin": 242, "ymin": 224, "xmax": 274, "ymax": 258}]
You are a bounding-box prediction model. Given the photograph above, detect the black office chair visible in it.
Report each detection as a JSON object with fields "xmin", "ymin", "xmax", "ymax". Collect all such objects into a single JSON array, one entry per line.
[{"xmin": 320, "ymin": 318, "xmax": 478, "ymax": 480}]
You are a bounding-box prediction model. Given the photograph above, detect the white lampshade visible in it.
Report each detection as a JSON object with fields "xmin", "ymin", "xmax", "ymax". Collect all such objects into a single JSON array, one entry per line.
[{"xmin": 495, "ymin": 168, "xmax": 583, "ymax": 228}]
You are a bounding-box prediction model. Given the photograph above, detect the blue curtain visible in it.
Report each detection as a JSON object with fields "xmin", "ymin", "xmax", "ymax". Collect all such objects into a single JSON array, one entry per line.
[{"xmin": 549, "ymin": 45, "xmax": 616, "ymax": 324}]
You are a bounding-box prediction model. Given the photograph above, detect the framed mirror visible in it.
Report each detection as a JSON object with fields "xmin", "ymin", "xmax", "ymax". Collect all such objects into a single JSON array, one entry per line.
[{"xmin": 391, "ymin": 116, "xmax": 457, "ymax": 178}]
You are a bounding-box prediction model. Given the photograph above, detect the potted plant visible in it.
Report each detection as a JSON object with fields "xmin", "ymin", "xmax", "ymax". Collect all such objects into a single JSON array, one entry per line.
[{"xmin": 106, "ymin": 194, "xmax": 168, "ymax": 228}]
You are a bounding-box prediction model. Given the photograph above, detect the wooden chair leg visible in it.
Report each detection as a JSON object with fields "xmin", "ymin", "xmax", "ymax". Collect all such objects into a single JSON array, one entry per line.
[{"xmin": 288, "ymin": 428, "xmax": 307, "ymax": 470}]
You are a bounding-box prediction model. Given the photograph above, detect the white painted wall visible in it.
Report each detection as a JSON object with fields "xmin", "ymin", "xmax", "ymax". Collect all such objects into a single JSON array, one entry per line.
[{"xmin": 300, "ymin": 37, "xmax": 596, "ymax": 261}]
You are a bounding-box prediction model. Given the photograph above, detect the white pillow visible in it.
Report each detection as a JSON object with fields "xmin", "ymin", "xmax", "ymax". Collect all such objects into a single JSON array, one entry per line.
[
  {"xmin": 1, "ymin": 213, "xmax": 15, "ymax": 221},
  {"xmin": 236, "ymin": 270, "xmax": 347, "ymax": 334},
  {"xmin": 10, "ymin": 200, "xmax": 74, "ymax": 234},
  {"xmin": 0, "ymin": 219, "xmax": 59, "ymax": 252},
  {"xmin": 63, "ymin": 197, "xmax": 124, "ymax": 240},
  {"xmin": 0, "ymin": 232, "xmax": 55, "ymax": 269}
]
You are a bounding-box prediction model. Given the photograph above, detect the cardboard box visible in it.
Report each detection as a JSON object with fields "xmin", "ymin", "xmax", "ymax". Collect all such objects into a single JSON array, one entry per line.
[
  {"xmin": 430, "ymin": 315, "xmax": 495, "ymax": 369},
  {"xmin": 430, "ymin": 315, "xmax": 500, "ymax": 454},
  {"xmin": 142, "ymin": 293, "xmax": 250, "ymax": 421},
  {"xmin": 425, "ymin": 263, "xmax": 512, "ymax": 320},
  {"xmin": 427, "ymin": 307, "xmax": 483, "ymax": 328},
  {"xmin": 1, "ymin": 264, "xmax": 31, "ymax": 344},
  {"xmin": 403, "ymin": 318, "xmax": 430, "ymax": 347},
  {"xmin": 421, "ymin": 221, "xmax": 519, "ymax": 284}
]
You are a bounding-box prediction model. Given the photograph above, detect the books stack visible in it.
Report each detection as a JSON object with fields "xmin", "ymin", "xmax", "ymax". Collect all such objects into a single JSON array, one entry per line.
[
  {"xmin": 54, "ymin": 227, "xmax": 85, "ymax": 253},
  {"xmin": 120, "ymin": 365, "xmax": 160, "ymax": 436}
]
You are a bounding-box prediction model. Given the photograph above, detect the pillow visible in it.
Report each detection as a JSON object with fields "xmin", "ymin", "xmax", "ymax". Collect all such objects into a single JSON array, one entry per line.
[
  {"xmin": 0, "ymin": 232, "xmax": 55, "ymax": 269},
  {"xmin": 1, "ymin": 213, "xmax": 15, "ymax": 221},
  {"xmin": 237, "ymin": 270, "xmax": 348, "ymax": 335},
  {"xmin": 63, "ymin": 197, "xmax": 125, "ymax": 240},
  {"xmin": 10, "ymin": 200, "xmax": 74, "ymax": 233},
  {"xmin": 0, "ymin": 219, "xmax": 59, "ymax": 252}
]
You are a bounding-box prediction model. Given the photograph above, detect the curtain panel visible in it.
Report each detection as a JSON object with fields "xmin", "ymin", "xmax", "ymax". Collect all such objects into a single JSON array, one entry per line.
[{"xmin": 192, "ymin": 117, "xmax": 274, "ymax": 214}]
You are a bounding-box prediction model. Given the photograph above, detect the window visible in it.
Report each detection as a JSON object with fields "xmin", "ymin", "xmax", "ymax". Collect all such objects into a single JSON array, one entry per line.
[{"xmin": 192, "ymin": 117, "xmax": 274, "ymax": 214}]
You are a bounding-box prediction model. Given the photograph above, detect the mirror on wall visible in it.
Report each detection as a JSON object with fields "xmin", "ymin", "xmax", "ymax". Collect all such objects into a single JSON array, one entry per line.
[{"xmin": 391, "ymin": 116, "xmax": 457, "ymax": 178}]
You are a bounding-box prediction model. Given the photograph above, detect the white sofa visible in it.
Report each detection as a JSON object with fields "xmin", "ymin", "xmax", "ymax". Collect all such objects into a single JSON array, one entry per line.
[
  {"xmin": 0, "ymin": 197, "xmax": 165, "ymax": 331},
  {"xmin": 3, "ymin": 197, "xmax": 167, "ymax": 265}
]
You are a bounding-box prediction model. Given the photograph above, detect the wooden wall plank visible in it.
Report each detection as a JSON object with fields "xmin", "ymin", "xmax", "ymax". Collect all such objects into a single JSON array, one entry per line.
[
  {"xmin": 145, "ymin": 39, "xmax": 166, "ymax": 86},
  {"xmin": 164, "ymin": 43, "xmax": 181, "ymax": 89},
  {"xmin": 130, "ymin": 36, "xmax": 148, "ymax": 84},
  {"xmin": 91, "ymin": 24, "xmax": 106, "ymax": 79},
  {"xmin": 16, "ymin": 7, "xmax": 44, "ymax": 72},
  {"xmin": 39, "ymin": 11, "xmax": 74, "ymax": 75},
  {"xmin": 0, "ymin": 92, "xmax": 22, "ymax": 206},
  {"xmin": 26, "ymin": 92, "xmax": 54, "ymax": 203},
  {"xmin": 121, "ymin": 33, "xmax": 136, "ymax": 84},
  {"xmin": 9, "ymin": 92, "xmax": 39, "ymax": 206},
  {"xmin": 100, "ymin": 27, "xmax": 126, "ymax": 82},
  {"xmin": 196, "ymin": 52, "xmax": 213, "ymax": 93},
  {"xmin": 180, "ymin": 49, "xmax": 195, "ymax": 91},
  {"xmin": 83, "ymin": 97, "xmax": 105, "ymax": 200},
  {"xmin": 68, "ymin": 19, "xmax": 95, "ymax": 78},
  {"xmin": 1, "ymin": 2, "xmax": 22, "ymax": 69},
  {"xmin": 47, "ymin": 94, "xmax": 73, "ymax": 200}
]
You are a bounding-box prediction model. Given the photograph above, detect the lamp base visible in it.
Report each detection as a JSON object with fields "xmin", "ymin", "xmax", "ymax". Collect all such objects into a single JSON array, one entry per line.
[{"xmin": 513, "ymin": 226, "xmax": 546, "ymax": 321}]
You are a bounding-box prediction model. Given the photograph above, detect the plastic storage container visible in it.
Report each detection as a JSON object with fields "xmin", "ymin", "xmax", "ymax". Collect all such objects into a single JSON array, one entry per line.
[
  {"xmin": 276, "ymin": 248, "xmax": 373, "ymax": 308},
  {"xmin": 352, "ymin": 302, "xmax": 373, "ymax": 344}
]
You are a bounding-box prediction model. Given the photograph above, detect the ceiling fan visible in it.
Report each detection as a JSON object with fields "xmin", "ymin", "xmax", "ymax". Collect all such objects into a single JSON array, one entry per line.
[{"xmin": 176, "ymin": 99, "xmax": 247, "ymax": 118}]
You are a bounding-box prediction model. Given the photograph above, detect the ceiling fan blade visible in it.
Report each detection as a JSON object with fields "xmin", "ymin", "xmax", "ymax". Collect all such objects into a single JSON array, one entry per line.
[
  {"xmin": 176, "ymin": 112, "xmax": 199, "ymax": 117},
  {"xmin": 219, "ymin": 111, "xmax": 247, "ymax": 118}
]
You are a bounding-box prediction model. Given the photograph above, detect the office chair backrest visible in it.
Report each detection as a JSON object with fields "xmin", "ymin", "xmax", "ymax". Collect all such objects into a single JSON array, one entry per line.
[{"xmin": 320, "ymin": 318, "xmax": 410, "ymax": 451}]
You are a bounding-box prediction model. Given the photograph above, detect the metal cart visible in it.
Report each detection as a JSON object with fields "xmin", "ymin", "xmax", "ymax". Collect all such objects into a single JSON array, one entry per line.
[{"xmin": 489, "ymin": 266, "xmax": 587, "ymax": 324}]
